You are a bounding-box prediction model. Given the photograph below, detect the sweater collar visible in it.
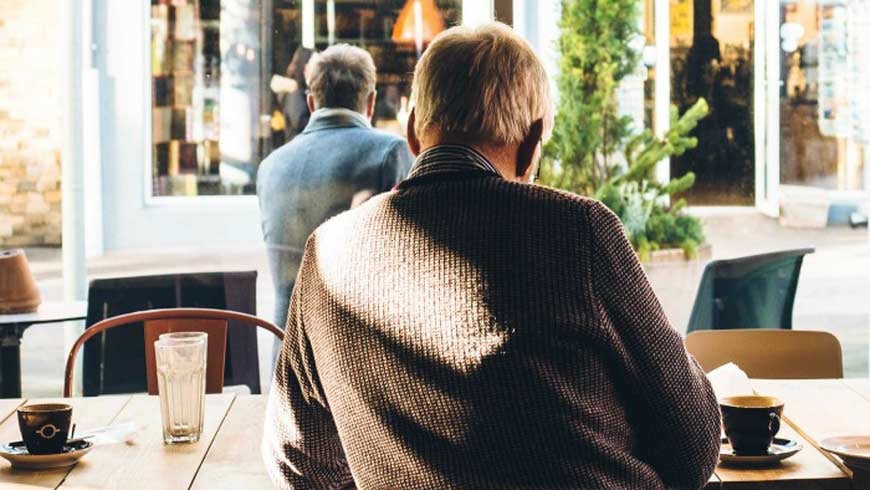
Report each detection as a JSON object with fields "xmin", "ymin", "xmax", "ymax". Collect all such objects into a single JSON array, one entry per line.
[{"xmin": 407, "ymin": 144, "xmax": 502, "ymax": 180}]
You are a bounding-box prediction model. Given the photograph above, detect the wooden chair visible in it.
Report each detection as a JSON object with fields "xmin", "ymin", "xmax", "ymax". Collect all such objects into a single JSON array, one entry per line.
[
  {"xmin": 64, "ymin": 308, "xmax": 284, "ymax": 397},
  {"xmin": 84, "ymin": 271, "xmax": 262, "ymax": 396},
  {"xmin": 685, "ymin": 329, "xmax": 844, "ymax": 379}
]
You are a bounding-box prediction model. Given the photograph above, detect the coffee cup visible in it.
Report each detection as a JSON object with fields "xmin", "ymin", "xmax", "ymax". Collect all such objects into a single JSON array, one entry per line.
[
  {"xmin": 17, "ymin": 403, "xmax": 73, "ymax": 455},
  {"xmin": 720, "ymin": 395, "xmax": 784, "ymax": 455}
]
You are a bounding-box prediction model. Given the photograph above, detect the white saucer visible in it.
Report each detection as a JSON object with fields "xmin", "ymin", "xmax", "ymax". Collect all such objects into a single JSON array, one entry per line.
[
  {"xmin": 819, "ymin": 436, "xmax": 870, "ymax": 471},
  {"xmin": 719, "ymin": 437, "xmax": 802, "ymax": 466},
  {"xmin": 0, "ymin": 440, "xmax": 93, "ymax": 470}
]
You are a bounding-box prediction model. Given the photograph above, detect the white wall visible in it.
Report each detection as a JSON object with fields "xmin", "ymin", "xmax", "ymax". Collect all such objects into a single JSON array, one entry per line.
[{"xmin": 96, "ymin": 1, "xmax": 262, "ymax": 252}]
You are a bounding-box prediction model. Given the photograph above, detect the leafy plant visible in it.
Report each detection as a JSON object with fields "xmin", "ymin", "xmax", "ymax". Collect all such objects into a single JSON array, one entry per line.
[
  {"xmin": 539, "ymin": 0, "xmax": 708, "ymax": 259},
  {"xmin": 539, "ymin": 0, "xmax": 640, "ymax": 196}
]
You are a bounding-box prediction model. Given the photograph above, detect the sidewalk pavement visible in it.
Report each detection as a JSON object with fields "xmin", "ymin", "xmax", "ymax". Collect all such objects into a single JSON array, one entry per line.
[{"xmin": 15, "ymin": 209, "xmax": 870, "ymax": 397}]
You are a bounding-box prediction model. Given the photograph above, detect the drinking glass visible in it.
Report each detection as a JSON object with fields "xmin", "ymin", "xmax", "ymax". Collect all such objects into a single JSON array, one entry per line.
[
  {"xmin": 155, "ymin": 334, "xmax": 207, "ymax": 444},
  {"xmin": 159, "ymin": 331, "xmax": 208, "ymax": 343}
]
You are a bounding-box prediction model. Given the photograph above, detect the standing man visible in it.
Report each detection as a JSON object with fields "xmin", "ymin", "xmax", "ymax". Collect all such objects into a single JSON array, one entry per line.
[
  {"xmin": 264, "ymin": 23, "xmax": 720, "ymax": 489},
  {"xmin": 257, "ymin": 44, "xmax": 414, "ymax": 350}
]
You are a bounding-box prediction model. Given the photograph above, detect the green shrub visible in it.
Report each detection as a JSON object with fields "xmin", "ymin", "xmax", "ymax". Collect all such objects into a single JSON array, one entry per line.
[{"xmin": 539, "ymin": 0, "xmax": 708, "ymax": 259}]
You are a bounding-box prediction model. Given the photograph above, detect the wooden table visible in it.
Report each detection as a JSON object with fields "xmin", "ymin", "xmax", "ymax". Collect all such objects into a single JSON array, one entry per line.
[
  {"xmin": 704, "ymin": 378, "xmax": 870, "ymax": 489},
  {"xmin": 0, "ymin": 380, "xmax": 866, "ymax": 489},
  {"xmin": 0, "ymin": 393, "xmax": 271, "ymax": 489},
  {"xmin": 0, "ymin": 301, "xmax": 87, "ymax": 398}
]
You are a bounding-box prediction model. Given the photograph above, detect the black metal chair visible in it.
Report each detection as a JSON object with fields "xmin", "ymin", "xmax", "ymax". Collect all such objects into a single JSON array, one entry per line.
[
  {"xmin": 82, "ymin": 271, "xmax": 262, "ymax": 395},
  {"xmin": 686, "ymin": 248, "xmax": 814, "ymax": 333}
]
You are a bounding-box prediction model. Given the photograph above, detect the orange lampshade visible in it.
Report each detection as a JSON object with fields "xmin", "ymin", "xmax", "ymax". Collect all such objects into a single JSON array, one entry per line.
[
  {"xmin": 391, "ymin": 0, "xmax": 446, "ymax": 45},
  {"xmin": 0, "ymin": 249, "xmax": 41, "ymax": 314}
]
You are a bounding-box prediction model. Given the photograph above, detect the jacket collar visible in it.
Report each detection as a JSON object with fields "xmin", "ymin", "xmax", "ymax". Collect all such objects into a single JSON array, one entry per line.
[{"xmin": 303, "ymin": 108, "xmax": 372, "ymax": 133}]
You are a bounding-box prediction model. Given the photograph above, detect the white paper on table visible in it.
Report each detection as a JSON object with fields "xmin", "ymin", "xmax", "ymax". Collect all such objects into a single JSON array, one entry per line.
[
  {"xmin": 706, "ymin": 362, "xmax": 753, "ymax": 401},
  {"xmin": 76, "ymin": 422, "xmax": 140, "ymax": 446}
]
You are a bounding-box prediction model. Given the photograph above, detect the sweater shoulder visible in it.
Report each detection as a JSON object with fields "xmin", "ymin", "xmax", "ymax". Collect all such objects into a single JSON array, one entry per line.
[
  {"xmin": 312, "ymin": 181, "xmax": 614, "ymax": 243},
  {"xmin": 501, "ymin": 181, "xmax": 609, "ymax": 219}
]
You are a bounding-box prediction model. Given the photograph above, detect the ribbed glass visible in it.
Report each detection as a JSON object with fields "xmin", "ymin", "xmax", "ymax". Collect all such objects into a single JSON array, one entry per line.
[{"xmin": 155, "ymin": 335, "xmax": 207, "ymax": 444}]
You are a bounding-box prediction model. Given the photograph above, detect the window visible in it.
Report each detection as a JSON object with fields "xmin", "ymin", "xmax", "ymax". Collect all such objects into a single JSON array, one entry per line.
[
  {"xmin": 780, "ymin": 0, "xmax": 869, "ymax": 192},
  {"xmin": 669, "ymin": 0, "xmax": 756, "ymax": 205},
  {"xmin": 149, "ymin": 0, "xmax": 462, "ymax": 197}
]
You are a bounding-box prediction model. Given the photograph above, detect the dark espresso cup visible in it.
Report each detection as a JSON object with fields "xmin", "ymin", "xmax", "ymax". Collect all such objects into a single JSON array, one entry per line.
[
  {"xmin": 17, "ymin": 403, "xmax": 73, "ymax": 455},
  {"xmin": 720, "ymin": 395, "xmax": 784, "ymax": 455}
]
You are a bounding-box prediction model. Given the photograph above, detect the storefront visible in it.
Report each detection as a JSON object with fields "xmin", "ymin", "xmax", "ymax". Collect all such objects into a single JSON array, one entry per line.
[
  {"xmin": 88, "ymin": 0, "xmax": 558, "ymax": 252},
  {"xmin": 655, "ymin": 0, "xmax": 870, "ymax": 219},
  {"xmin": 90, "ymin": 1, "xmax": 868, "ymax": 253}
]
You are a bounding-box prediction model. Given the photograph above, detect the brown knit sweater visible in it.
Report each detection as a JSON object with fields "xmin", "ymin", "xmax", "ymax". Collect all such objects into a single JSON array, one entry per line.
[{"xmin": 264, "ymin": 164, "xmax": 722, "ymax": 489}]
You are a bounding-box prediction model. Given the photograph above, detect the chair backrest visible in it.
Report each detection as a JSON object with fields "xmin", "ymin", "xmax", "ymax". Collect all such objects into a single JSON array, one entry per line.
[
  {"xmin": 65, "ymin": 308, "xmax": 283, "ymax": 397},
  {"xmin": 686, "ymin": 248, "xmax": 814, "ymax": 333},
  {"xmin": 84, "ymin": 271, "xmax": 260, "ymax": 395},
  {"xmin": 685, "ymin": 329, "xmax": 843, "ymax": 379}
]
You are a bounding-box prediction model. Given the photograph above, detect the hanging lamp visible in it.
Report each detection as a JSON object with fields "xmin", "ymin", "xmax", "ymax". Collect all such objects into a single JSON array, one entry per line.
[{"xmin": 391, "ymin": 0, "xmax": 446, "ymax": 54}]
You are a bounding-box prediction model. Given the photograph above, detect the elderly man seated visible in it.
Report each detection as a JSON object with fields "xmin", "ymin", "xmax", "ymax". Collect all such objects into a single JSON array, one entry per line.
[{"xmin": 264, "ymin": 22, "xmax": 721, "ymax": 489}]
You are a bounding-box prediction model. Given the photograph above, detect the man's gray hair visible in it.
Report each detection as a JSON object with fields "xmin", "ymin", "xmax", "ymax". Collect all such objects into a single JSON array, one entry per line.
[
  {"xmin": 306, "ymin": 44, "xmax": 377, "ymax": 112},
  {"xmin": 412, "ymin": 22, "xmax": 553, "ymax": 145}
]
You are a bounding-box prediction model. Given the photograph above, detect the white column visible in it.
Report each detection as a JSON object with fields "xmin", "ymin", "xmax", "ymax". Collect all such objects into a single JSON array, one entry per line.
[
  {"xmin": 83, "ymin": 0, "xmax": 103, "ymax": 257},
  {"xmin": 302, "ymin": 0, "xmax": 315, "ymax": 49},
  {"xmin": 754, "ymin": 0, "xmax": 780, "ymax": 217},
  {"xmin": 327, "ymin": 0, "xmax": 336, "ymax": 45},
  {"xmin": 62, "ymin": 0, "xmax": 88, "ymax": 394},
  {"xmin": 512, "ymin": 0, "xmax": 527, "ymax": 38},
  {"xmin": 463, "ymin": 0, "xmax": 494, "ymax": 26},
  {"xmin": 764, "ymin": 0, "xmax": 781, "ymax": 216},
  {"xmin": 654, "ymin": 0, "xmax": 670, "ymax": 184},
  {"xmin": 538, "ymin": 0, "xmax": 560, "ymax": 100}
]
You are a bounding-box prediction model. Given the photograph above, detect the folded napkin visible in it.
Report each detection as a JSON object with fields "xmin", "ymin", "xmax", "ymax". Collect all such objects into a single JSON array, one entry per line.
[
  {"xmin": 76, "ymin": 422, "xmax": 139, "ymax": 446},
  {"xmin": 707, "ymin": 362, "xmax": 753, "ymax": 401}
]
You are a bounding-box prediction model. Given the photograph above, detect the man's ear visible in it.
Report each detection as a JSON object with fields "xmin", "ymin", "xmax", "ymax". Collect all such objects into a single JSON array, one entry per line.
[
  {"xmin": 516, "ymin": 118, "xmax": 545, "ymax": 181},
  {"xmin": 366, "ymin": 90, "xmax": 377, "ymax": 119},
  {"xmin": 406, "ymin": 108, "xmax": 421, "ymax": 156},
  {"xmin": 307, "ymin": 93, "xmax": 316, "ymax": 113}
]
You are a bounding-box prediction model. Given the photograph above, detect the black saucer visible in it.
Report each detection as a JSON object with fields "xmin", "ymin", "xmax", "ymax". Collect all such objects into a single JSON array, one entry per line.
[
  {"xmin": 719, "ymin": 437, "xmax": 802, "ymax": 466},
  {"xmin": 0, "ymin": 440, "xmax": 94, "ymax": 469}
]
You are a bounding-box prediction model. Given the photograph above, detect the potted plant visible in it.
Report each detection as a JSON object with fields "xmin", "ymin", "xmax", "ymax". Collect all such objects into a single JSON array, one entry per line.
[{"xmin": 539, "ymin": 0, "xmax": 709, "ymax": 261}]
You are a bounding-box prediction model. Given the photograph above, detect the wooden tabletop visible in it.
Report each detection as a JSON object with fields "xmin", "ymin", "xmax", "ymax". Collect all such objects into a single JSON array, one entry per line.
[
  {"xmin": 0, "ymin": 393, "xmax": 272, "ymax": 489},
  {"xmin": 0, "ymin": 380, "xmax": 866, "ymax": 488},
  {"xmin": 701, "ymin": 378, "xmax": 870, "ymax": 490},
  {"xmin": 751, "ymin": 378, "xmax": 870, "ymax": 489}
]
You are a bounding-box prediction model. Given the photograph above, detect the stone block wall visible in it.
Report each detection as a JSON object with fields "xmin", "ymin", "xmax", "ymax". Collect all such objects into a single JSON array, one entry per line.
[{"xmin": 0, "ymin": 0, "xmax": 62, "ymax": 247}]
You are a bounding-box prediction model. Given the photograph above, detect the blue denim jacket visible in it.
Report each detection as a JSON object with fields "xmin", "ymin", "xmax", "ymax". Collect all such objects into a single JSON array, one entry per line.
[{"xmin": 257, "ymin": 108, "xmax": 413, "ymax": 334}]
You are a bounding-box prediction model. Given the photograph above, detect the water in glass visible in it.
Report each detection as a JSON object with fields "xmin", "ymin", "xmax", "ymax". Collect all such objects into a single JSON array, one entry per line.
[{"xmin": 155, "ymin": 334, "xmax": 207, "ymax": 444}]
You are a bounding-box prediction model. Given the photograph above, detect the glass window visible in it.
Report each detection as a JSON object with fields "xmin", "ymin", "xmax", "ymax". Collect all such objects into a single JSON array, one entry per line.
[
  {"xmin": 149, "ymin": 0, "xmax": 462, "ymax": 198},
  {"xmin": 311, "ymin": 1, "xmax": 461, "ymax": 134},
  {"xmin": 669, "ymin": 0, "xmax": 756, "ymax": 205},
  {"xmin": 779, "ymin": 0, "xmax": 869, "ymax": 192}
]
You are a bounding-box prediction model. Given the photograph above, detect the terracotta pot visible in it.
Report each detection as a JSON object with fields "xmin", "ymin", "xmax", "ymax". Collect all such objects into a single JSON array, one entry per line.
[{"xmin": 0, "ymin": 249, "xmax": 42, "ymax": 314}]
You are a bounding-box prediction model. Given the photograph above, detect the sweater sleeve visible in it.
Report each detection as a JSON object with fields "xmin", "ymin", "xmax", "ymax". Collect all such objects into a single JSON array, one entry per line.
[
  {"xmin": 588, "ymin": 201, "xmax": 721, "ymax": 489},
  {"xmin": 263, "ymin": 235, "xmax": 355, "ymax": 489}
]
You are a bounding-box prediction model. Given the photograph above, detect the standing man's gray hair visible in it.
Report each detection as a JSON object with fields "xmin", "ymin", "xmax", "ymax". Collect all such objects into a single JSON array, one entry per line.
[
  {"xmin": 306, "ymin": 44, "xmax": 377, "ymax": 113},
  {"xmin": 411, "ymin": 23, "xmax": 553, "ymax": 145}
]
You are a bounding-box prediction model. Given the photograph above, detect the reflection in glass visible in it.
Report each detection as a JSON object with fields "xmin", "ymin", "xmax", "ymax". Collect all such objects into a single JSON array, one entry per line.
[
  {"xmin": 150, "ymin": 0, "xmax": 460, "ymax": 197},
  {"xmin": 779, "ymin": 0, "xmax": 868, "ymax": 192},
  {"xmin": 309, "ymin": 1, "xmax": 461, "ymax": 136},
  {"xmin": 670, "ymin": 0, "xmax": 755, "ymax": 205}
]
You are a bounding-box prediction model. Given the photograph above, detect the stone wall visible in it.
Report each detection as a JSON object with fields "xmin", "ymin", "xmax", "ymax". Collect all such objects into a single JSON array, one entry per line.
[{"xmin": 0, "ymin": 0, "xmax": 62, "ymax": 247}]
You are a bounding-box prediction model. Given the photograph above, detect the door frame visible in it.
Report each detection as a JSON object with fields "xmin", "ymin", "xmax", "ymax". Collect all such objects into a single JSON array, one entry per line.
[{"xmin": 754, "ymin": 0, "xmax": 781, "ymax": 217}]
